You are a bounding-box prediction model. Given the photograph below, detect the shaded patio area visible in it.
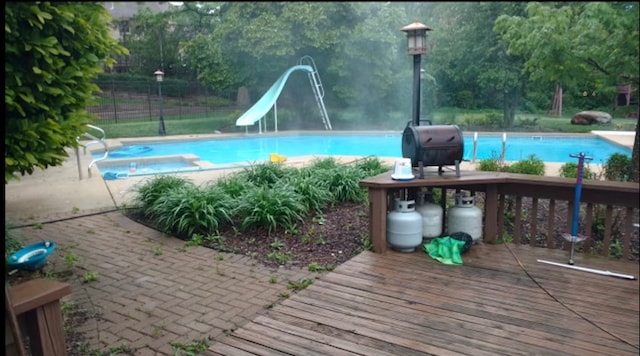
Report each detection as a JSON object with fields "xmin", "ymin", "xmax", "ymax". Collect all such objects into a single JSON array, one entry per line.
[{"xmin": 209, "ymin": 244, "xmax": 639, "ymax": 355}]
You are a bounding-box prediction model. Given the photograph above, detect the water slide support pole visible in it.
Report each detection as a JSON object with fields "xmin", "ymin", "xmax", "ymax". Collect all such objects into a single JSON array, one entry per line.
[{"xmin": 274, "ymin": 102, "xmax": 278, "ymax": 132}]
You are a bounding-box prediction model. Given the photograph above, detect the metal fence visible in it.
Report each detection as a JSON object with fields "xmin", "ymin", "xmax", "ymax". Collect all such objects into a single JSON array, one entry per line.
[{"xmin": 87, "ymin": 79, "xmax": 241, "ymax": 126}]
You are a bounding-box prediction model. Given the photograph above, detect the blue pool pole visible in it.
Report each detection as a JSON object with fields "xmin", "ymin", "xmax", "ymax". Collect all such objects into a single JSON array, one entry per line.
[{"xmin": 567, "ymin": 152, "xmax": 592, "ymax": 265}]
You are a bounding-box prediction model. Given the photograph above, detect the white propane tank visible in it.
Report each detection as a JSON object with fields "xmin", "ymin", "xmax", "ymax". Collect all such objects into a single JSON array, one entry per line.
[
  {"xmin": 447, "ymin": 194, "xmax": 483, "ymax": 243},
  {"xmin": 416, "ymin": 192, "xmax": 443, "ymax": 240},
  {"xmin": 387, "ymin": 199, "xmax": 423, "ymax": 252}
]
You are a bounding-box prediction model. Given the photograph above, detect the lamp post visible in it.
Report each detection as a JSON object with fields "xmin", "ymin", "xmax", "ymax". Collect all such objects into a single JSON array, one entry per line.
[
  {"xmin": 154, "ymin": 69, "xmax": 166, "ymax": 136},
  {"xmin": 401, "ymin": 20, "xmax": 431, "ymax": 127}
]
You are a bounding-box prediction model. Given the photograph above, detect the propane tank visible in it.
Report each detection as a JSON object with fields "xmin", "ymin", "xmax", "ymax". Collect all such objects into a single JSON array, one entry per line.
[
  {"xmin": 387, "ymin": 198, "xmax": 423, "ymax": 252},
  {"xmin": 415, "ymin": 191, "xmax": 443, "ymax": 240},
  {"xmin": 447, "ymin": 194, "xmax": 483, "ymax": 243}
]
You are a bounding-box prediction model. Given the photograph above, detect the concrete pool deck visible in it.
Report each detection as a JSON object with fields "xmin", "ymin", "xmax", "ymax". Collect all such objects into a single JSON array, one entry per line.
[{"xmin": 3, "ymin": 130, "xmax": 635, "ymax": 354}]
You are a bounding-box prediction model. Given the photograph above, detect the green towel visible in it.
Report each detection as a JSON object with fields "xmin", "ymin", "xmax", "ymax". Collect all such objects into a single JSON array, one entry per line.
[{"xmin": 423, "ymin": 236, "xmax": 467, "ymax": 265}]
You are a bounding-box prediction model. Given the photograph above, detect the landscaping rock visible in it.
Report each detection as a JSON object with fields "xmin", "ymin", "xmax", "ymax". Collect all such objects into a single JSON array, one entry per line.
[{"xmin": 571, "ymin": 111, "xmax": 612, "ymax": 125}]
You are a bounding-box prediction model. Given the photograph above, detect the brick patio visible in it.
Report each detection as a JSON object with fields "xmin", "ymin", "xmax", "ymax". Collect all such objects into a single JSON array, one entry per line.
[{"xmin": 10, "ymin": 211, "xmax": 320, "ymax": 355}]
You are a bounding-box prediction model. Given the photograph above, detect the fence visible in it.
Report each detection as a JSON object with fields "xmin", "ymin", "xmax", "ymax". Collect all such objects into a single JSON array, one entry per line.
[{"xmin": 87, "ymin": 79, "xmax": 241, "ymax": 127}]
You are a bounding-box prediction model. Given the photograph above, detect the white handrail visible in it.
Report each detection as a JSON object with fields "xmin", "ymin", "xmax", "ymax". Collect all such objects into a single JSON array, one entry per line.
[{"xmin": 76, "ymin": 124, "xmax": 108, "ymax": 179}]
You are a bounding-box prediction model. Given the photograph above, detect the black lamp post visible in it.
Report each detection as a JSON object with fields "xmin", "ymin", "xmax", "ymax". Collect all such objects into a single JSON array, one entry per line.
[
  {"xmin": 401, "ymin": 20, "xmax": 431, "ymax": 127},
  {"xmin": 154, "ymin": 69, "xmax": 166, "ymax": 136}
]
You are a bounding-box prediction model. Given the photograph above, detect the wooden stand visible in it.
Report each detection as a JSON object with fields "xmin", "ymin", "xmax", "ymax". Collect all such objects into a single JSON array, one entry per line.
[{"xmin": 7, "ymin": 279, "xmax": 72, "ymax": 356}]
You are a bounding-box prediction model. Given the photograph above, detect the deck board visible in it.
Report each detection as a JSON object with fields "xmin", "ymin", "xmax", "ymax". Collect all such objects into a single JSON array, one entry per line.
[{"xmin": 209, "ymin": 244, "xmax": 639, "ymax": 356}]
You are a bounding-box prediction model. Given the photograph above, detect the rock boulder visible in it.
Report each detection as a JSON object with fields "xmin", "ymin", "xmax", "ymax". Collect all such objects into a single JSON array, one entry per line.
[{"xmin": 571, "ymin": 111, "xmax": 612, "ymax": 125}]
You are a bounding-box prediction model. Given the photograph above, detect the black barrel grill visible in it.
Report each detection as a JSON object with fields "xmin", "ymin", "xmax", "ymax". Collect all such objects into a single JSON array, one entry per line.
[{"xmin": 401, "ymin": 122, "xmax": 464, "ymax": 177}]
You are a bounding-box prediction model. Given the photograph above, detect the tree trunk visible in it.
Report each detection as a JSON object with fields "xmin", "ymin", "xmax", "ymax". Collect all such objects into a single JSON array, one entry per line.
[{"xmin": 503, "ymin": 89, "xmax": 518, "ymax": 128}]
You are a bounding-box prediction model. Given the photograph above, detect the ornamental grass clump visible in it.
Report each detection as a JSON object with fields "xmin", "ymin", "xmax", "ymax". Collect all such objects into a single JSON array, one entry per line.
[
  {"xmin": 134, "ymin": 175, "xmax": 193, "ymax": 211},
  {"xmin": 237, "ymin": 161, "xmax": 298, "ymax": 187},
  {"xmin": 146, "ymin": 184, "xmax": 234, "ymax": 238},
  {"xmin": 132, "ymin": 157, "xmax": 389, "ymax": 239},
  {"xmin": 353, "ymin": 156, "xmax": 392, "ymax": 178},
  {"xmin": 236, "ymin": 183, "xmax": 307, "ymax": 235},
  {"xmin": 286, "ymin": 175, "xmax": 333, "ymax": 215}
]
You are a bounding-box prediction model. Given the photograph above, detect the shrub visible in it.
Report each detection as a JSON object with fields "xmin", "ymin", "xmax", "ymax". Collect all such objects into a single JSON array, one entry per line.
[
  {"xmin": 508, "ymin": 154, "xmax": 545, "ymax": 175},
  {"xmin": 237, "ymin": 162, "xmax": 298, "ymax": 188},
  {"xmin": 287, "ymin": 175, "xmax": 333, "ymax": 214},
  {"xmin": 134, "ymin": 175, "xmax": 194, "ymax": 211},
  {"xmin": 147, "ymin": 184, "xmax": 234, "ymax": 237},
  {"xmin": 315, "ymin": 166, "xmax": 367, "ymax": 204},
  {"xmin": 476, "ymin": 158, "xmax": 509, "ymax": 172},
  {"xmin": 603, "ymin": 153, "xmax": 631, "ymax": 182},
  {"xmin": 558, "ymin": 162, "xmax": 597, "ymax": 180},
  {"xmin": 236, "ymin": 183, "xmax": 307, "ymax": 234},
  {"xmin": 353, "ymin": 156, "xmax": 392, "ymax": 178}
]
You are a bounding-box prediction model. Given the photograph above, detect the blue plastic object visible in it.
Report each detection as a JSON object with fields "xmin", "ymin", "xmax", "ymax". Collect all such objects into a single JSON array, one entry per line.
[{"xmin": 7, "ymin": 241, "xmax": 56, "ymax": 271}]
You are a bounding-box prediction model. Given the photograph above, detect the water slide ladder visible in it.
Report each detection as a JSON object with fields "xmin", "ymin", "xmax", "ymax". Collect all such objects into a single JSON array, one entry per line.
[
  {"xmin": 75, "ymin": 124, "xmax": 108, "ymax": 179},
  {"xmin": 298, "ymin": 56, "xmax": 332, "ymax": 130}
]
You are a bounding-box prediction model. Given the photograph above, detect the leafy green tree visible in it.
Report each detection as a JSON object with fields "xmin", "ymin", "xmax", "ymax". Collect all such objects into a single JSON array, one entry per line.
[
  {"xmin": 5, "ymin": 2, "xmax": 128, "ymax": 183},
  {"xmin": 495, "ymin": 1, "xmax": 639, "ymax": 182},
  {"xmin": 179, "ymin": 2, "xmax": 412, "ymax": 125},
  {"xmin": 425, "ymin": 2, "xmax": 528, "ymax": 127}
]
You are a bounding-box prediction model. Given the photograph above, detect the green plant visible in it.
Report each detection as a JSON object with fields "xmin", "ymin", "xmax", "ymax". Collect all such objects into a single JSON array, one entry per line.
[
  {"xmin": 353, "ymin": 156, "xmax": 392, "ymax": 177},
  {"xmin": 5, "ymin": 3, "xmax": 128, "ymax": 183},
  {"xmin": 288, "ymin": 278, "xmax": 314, "ymax": 291},
  {"xmin": 476, "ymin": 158, "xmax": 509, "ymax": 172},
  {"xmin": 308, "ymin": 262, "xmax": 334, "ymax": 272},
  {"xmin": 236, "ymin": 184, "xmax": 306, "ymax": 234},
  {"xmin": 83, "ymin": 271, "xmax": 99, "ymax": 283},
  {"xmin": 609, "ymin": 240, "xmax": 623, "ymax": 259},
  {"xmin": 134, "ymin": 175, "xmax": 194, "ymax": 212},
  {"xmin": 147, "ymin": 184, "xmax": 233, "ymax": 238},
  {"xmin": 603, "ymin": 153, "xmax": 631, "ymax": 181},
  {"xmin": 269, "ymin": 238, "xmax": 285, "ymax": 250},
  {"xmin": 288, "ymin": 175, "xmax": 332, "ymax": 214},
  {"xmin": 170, "ymin": 338, "xmax": 209, "ymax": 355},
  {"xmin": 152, "ymin": 247, "xmax": 163, "ymax": 256},
  {"xmin": 237, "ymin": 161, "xmax": 298, "ymax": 188},
  {"xmin": 361, "ymin": 235, "xmax": 373, "ymax": 251},
  {"xmin": 64, "ymin": 252, "xmax": 79, "ymax": 267},
  {"xmin": 558, "ymin": 162, "xmax": 597, "ymax": 180},
  {"xmin": 266, "ymin": 251, "xmax": 292, "ymax": 265},
  {"xmin": 308, "ymin": 262, "xmax": 322, "ymax": 272},
  {"xmin": 269, "ymin": 275, "xmax": 278, "ymax": 284},
  {"xmin": 185, "ymin": 233, "xmax": 205, "ymax": 247},
  {"xmin": 508, "ymin": 154, "xmax": 545, "ymax": 175}
]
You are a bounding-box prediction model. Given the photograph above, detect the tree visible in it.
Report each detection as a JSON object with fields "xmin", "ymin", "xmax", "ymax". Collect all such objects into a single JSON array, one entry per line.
[
  {"xmin": 495, "ymin": 2, "xmax": 639, "ymax": 182},
  {"xmin": 426, "ymin": 2, "xmax": 528, "ymax": 127},
  {"xmin": 5, "ymin": 2, "xmax": 128, "ymax": 183}
]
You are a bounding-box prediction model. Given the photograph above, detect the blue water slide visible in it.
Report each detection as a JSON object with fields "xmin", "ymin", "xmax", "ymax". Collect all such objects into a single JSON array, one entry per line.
[{"xmin": 235, "ymin": 65, "xmax": 313, "ymax": 126}]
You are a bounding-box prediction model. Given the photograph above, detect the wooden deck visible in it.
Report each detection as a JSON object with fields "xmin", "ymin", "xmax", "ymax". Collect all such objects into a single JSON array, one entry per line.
[{"xmin": 208, "ymin": 244, "xmax": 639, "ymax": 356}]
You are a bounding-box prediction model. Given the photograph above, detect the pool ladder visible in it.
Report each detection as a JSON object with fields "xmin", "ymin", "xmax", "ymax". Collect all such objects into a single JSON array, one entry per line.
[
  {"xmin": 298, "ymin": 55, "xmax": 332, "ymax": 130},
  {"xmin": 75, "ymin": 124, "xmax": 108, "ymax": 179},
  {"xmin": 471, "ymin": 132, "xmax": 507, "ymax": 163}
]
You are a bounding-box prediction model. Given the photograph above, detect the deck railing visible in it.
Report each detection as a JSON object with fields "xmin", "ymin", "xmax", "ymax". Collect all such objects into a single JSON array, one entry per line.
[
  {"xmin": 362, "ymin": 171, "xmax": 639, "ymax": 260},
  {"xmin": 430, "ymin": 174, "xmax": 639, "ymax": 261}
]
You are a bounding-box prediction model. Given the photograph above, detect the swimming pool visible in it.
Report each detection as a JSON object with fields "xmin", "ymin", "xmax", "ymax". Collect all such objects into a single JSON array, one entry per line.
[{"xmin": 95, "ymin": 132, "xmax": 632, "ymax": 177}]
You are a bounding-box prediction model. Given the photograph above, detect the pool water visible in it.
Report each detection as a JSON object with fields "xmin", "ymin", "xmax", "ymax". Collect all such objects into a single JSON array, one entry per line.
[{"xmin": 95, "ymin": 133, "xmax": 632, "ymax": 176}]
